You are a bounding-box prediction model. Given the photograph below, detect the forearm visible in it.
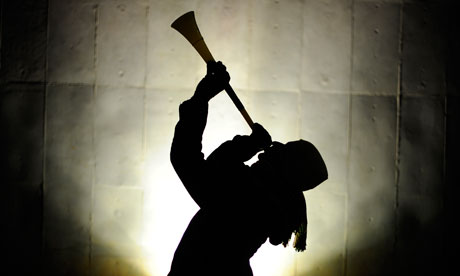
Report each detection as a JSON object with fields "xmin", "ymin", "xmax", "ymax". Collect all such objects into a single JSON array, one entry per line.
[
  {"xmin": 206, "ymin": 135, "xmax": 262, "ymax": 164},
  {"xmin": 207, "ymin": 123, "xmax": 272, "ymax": 164},
  {"xmin": 170, "ymin": 97, "xmax": 208, "ymax": 170}
]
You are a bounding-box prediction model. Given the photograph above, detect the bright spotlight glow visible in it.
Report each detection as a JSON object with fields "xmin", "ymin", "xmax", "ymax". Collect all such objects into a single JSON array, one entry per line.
[
  {"xmin": 142, "ymin": 150, "xmax": 199, "ymax": 276},
  {"xmin": 251, "ymin": 241, "xmax": 296, "ymax": 276}
]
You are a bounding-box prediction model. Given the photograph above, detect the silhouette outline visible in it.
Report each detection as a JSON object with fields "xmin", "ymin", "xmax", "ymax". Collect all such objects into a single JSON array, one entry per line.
[{"xmin": 168, "ymin": 61, "xmax": 328, "ymax": 276}]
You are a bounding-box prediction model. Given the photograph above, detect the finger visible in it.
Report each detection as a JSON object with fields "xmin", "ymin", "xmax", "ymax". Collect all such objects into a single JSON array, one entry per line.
[
  {"xmin": 213, "ymin": 68, "xmax": 230, "ymax": 83},
  {"xmin": 216, "ymin": 61, "xmax": 226, "ymax": 71},
  {"xmin": 207, "ymin": 61, "xmax": 217, "ymax": 75},
  {"xmin": 221, "ymin": 71, "xmax": 230, "ymax": 83},
  {"xmin": 253, "ymin": 123, "xmax": 265, "ymax": 134},
  {"xmin": 213, "ymin": 61, "xmax": 226, "ymax": 76}
]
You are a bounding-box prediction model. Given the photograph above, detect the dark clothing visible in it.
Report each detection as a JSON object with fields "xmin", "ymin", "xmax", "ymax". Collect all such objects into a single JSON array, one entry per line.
[{"xmin": 168, "ymin": 99, "xmax": 274, "ymax": 276}]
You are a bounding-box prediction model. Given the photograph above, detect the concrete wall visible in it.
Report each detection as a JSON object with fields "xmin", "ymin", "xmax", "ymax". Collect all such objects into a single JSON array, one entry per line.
[{"xmin": 1, "ymin": 0, "xmax": 456, "ymax": 275}]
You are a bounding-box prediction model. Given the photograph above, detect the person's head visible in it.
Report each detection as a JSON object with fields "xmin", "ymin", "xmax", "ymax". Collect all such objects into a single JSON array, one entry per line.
[
  {"xmin": 253, "ymin": 139, "xmax": 328, "ymax": 251},
  {"xmin": 255, "ymin": 140, "xmax": 328, "ymax": 193}
]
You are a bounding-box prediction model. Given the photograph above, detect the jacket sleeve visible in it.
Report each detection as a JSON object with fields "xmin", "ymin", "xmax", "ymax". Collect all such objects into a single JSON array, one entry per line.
[{"xmin": 170, "ymin": 98, "xmax": 211, "ymax": 208}]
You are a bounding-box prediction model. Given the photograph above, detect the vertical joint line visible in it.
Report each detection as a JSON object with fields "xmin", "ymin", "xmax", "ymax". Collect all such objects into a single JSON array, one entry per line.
[
  {"xmin": 142, "ymin": 5, "xmax": 149, "ymax": 159},
  {"xmin": 343, "ymin": 1, "xmax": 356, "ymax": 275},
  {"xmin": 41, "ymin": 0, "xmax": 51, "ymax": 266},
  {"xmin": 394, "ymin": 0, "xmax": 404, "ymax": 254},
  {"xmin": 0, "ymin": 0, "xmax": 3, "ymax": 70},
  {"xmin": 89, "ymin": 3, "xmax": 99, "ymax": 273}
]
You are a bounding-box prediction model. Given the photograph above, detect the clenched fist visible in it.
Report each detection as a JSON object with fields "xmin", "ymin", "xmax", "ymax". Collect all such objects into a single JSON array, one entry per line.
[{"xmin": 193, "ymin": 61, "xmax": 230, "ymax": 103}]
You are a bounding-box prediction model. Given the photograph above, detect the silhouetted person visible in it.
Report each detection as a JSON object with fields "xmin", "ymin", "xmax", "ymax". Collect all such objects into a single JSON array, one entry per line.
[{"xmin": 168, "ymin": 61, "xmax": 328, "ymax": 276}]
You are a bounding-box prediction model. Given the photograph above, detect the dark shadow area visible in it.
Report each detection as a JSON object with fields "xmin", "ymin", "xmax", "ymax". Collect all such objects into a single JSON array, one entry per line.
[
  {"xmin": 445, "ymin": 0, "xmax": 460, "ymax": 274},
  {"xmin": 1, "ymin": 83, "xmax": 45, "ymax": 275},
  {"xmin": 0, "ymin": 0, "xmax": 47, "ymax": 82},
  {"xmin": 298, "ymin": 205, "xmax": 444, "ymax": 276},
  {"xmin": 395, "ymin": 207, "xmax": 445, "ymax": 275}
]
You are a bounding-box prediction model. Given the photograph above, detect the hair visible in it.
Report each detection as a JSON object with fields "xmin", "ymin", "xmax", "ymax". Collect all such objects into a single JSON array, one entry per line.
[{"xmin": 272, "ymin": 190, "xmax": 308, "ymax": 252}]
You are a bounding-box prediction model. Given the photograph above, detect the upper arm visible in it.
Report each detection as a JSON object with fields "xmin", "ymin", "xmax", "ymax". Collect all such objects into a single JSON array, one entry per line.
[{"xmin": 170, "ymin": 124, "xmax": 215, "ymax": 208}]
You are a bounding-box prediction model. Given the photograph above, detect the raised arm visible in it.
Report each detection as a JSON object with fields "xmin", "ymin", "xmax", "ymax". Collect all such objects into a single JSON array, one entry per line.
[{"xmin": 170, "ymin": 61, "xmax": 230, "ymax": 207}]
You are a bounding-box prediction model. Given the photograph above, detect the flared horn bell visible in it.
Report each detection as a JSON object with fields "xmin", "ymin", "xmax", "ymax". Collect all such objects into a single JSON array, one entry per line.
[{"xmin": 171, "ymin": 11, "xmax": 215, "ymax": 63}]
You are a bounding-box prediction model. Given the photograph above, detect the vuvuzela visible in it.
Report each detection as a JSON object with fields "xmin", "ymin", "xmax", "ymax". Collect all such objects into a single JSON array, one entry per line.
[{"xmin": 171, "ymin": 11, "xmax": 254, "ymax": 129}]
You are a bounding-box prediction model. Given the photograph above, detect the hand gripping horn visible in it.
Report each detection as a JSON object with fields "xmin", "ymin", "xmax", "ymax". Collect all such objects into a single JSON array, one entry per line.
[{"xmin": 171, "ymin": 11, "xmax": 254, "ymax": 129}]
